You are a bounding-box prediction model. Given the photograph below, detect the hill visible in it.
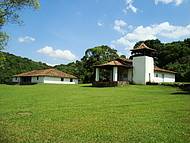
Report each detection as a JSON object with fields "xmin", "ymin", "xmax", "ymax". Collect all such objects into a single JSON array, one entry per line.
[{"xmin": 0, "ymin": 52, "xmax": 50, "ymax": 83}]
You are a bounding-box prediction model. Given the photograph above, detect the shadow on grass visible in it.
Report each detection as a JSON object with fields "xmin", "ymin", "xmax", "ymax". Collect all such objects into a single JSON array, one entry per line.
[
  {"xmin": 171, "ymin": 91, "xmax": 190, "ymax": 95},
  {"xmin": 81, "ymin": 84, "xmax": 115, "ymax": 88}
]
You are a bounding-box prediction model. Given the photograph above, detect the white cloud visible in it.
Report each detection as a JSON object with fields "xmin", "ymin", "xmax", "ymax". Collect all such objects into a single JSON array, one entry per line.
[
  {"xmin": 128, "ymin": 25, "xmax": 134, "ymax": 30},
  {"xmin": 37, "ymin": 46, "xmax": 76, "ymax": 61},
  {"xmin": 97, "ymin": 22, "xmax": 103, "ymax": 27},
  {"xmin": 114, "ymin": 19, "xmax": 127, "ymax": 34},
  {"xmin": 45, "ymin": 62, "xmax": 58, "ymax": 67},
  {"xmin": 123, "ymin": 0, "xmax": 138, "ymax": 14},
  {"xmin": 112, "ymin": 22, "xmax": 190, "ymax": 51},
  {"xmin": 18, "ymin": 36, "xmax": 35, "ymax": 43},
  {"xmin": 155, "ymin": 0, "xmax": 184, "ymax": 5}
]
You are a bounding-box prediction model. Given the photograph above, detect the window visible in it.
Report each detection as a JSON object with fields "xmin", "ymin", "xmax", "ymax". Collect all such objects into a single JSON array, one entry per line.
[
  {"xmin": 37, "ymin": 76, "xmax": 39, "ymax": 80},
  {"xmin": 61, "ymin": 78, "xmax": 64, "ymax": 81},
  {"xmin": 70, "ymin": 78, "xmax": 73, "ymax": 82},
  {"xmin": 15, "ymin": 77, "xmax": 17, "ymax": 80},
  {"xmin": 156, "ymin": 74, "xmax": 158, "ymax": 77}
]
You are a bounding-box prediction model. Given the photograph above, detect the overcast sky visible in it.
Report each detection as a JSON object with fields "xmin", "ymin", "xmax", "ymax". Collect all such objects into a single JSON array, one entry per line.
[{"xmin": 3, "ymin": 0, "xmax": 190, "ymax": 66}]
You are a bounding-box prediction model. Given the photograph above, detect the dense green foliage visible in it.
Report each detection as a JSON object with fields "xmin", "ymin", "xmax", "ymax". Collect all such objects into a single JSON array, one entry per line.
[
  {"xmin": 0, "ymin": 52, "xmax": 49, "ymax": 83},
  {"xmin": 56, "ymin": 45, "xmax": 119, "ymax": 83},
  {"xmin": 0, "ymin": 84, "xmax": 190, "ymax": 142},
  {"xmin": 133, "ymin": 38, "xmax": 190, "ymax": 81}
]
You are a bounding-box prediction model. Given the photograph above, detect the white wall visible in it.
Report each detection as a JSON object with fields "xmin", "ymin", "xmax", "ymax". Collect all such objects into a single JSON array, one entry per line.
[
  {"xmin": 32, "ymin": 76, "xmax": 44, "ymax": 83},
  {"xmin": 145, "ymin": 56, "xmax": 154, "ymax": 83},
  {"xmin": 73, "ymin": 79, "xmax": 78, "ymax": 84},
  {"xmin": 12, "ymin": 77, "xmax": 20, "ymax": 82},
  {"xmin": 12, "ymin": 76, "xmax": 78, "ymax": 84},
  {"xmin": 133, "ymin": 56, "xmax": 154, "ymax": 84},
  {"xmin": 43, "ymin": 76, "xmax": 78, "ymax": 84},
  {"xmin": 154, "ymin": 72, "xmax": 175, "ymax": 83}
]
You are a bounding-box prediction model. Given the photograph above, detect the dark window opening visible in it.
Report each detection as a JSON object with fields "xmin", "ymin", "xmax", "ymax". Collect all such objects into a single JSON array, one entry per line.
[
  {"xmin": 37, "ymin": 76, "xmax": 39, "ymax": 80},
  {"xmin": 156, "ymin": 74, "xmax": 158, "ymax": 77},
  {"xmin": 149, "ymin": 73, "xmax": 151, "ymax": 82},
  {"xmin": 61, "ymin": 78, "xmax": 64, "ymax": 81},
  {"xmin": 70, "ymin": 78, "xmax": 73, "ymax": 82}
]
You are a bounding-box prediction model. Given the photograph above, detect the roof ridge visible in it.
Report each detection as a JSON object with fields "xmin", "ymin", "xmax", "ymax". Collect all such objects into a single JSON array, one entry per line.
[{"xmin": 15, "ymin": 68, "xmax": 77, "ymax": 78}]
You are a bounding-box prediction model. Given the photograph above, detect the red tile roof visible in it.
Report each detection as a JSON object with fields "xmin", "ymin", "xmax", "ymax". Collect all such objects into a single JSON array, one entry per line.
[
  {"xmin": 130, "ymin": 43, "xmax": 156, "ymax": 51},
  {"xmin": 94, "ymin": 58, "xmax": 132, "ymax": 68},
  {"xmin": 154, "ymin": 66, "xmax": 176, "ymax": 74},
  {"xmin": 15, "ymin": 68, "xmax": 78, "ymax": 78}
]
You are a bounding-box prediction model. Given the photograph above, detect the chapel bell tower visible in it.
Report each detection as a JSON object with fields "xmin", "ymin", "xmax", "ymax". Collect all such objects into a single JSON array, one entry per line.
[{"xmin": 131, "ymin": 43, "xmax": 156, "ymax": 84}]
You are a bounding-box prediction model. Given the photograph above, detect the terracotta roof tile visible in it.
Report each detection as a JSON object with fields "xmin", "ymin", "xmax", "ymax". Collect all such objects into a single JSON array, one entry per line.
[
  {"xmin": 94, "ymin": 59, "xmax": 132, "ymax": 68},
  {"xmin": 154, "ymin": 66, "xmax": 176, "ymax": 74},
  {"xmin": 131, "ymin": 43, "xmax": 156, "ymax": 51},
  {"xmin": 15, "ymin": 68, "xmax": 77, "ymax": 78}
]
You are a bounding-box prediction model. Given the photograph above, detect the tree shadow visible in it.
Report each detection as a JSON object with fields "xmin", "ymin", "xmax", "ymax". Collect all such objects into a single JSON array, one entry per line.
[
  {"xmin": 171, "ymin": 91, "xmax": 190, "ymax": 95},
  {"xmin": 80, "ymin": 84, "xmax": 114, "ymax": 88}
]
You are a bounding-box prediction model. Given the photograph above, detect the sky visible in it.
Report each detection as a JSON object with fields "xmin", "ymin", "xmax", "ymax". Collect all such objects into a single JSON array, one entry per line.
[{"xmin": 3, "ymin": 0, "xmax": 190, "ymax": 66}]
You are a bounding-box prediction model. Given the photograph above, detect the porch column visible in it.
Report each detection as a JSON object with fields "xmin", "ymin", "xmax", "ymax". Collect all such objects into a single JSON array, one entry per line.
[
  {"xmin": 95, "ymin": 68, "xmax": 100, "ymax": 81},
  {"xmin": 113, "ymin": 66, "xmax": 118, "ymax": 81}
]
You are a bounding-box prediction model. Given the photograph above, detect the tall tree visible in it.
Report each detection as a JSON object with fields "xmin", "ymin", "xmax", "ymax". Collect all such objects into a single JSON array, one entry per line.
[
  {"xmin": 56, "ymin": 45, "xmax": 119, "ymax": 83},
  {"xmin": 81, "ymin": 45, "xmax": 119, "ymax": 83}
]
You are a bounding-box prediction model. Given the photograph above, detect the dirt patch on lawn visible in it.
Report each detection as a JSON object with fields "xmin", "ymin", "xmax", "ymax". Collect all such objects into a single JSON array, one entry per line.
[{"xmin": 16, "ymin": 111, "xmax": 32, "ymax": 116}]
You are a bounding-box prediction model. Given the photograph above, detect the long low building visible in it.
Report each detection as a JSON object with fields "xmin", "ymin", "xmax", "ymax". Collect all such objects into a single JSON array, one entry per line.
[{"xmin": 13, "ymin": 68, "xmax": 78, "ymax": 84}]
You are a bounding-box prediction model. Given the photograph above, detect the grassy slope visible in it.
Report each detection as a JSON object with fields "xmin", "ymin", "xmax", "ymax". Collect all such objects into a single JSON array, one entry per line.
[{"xmin": 0, "ymin": 84, "xmax": 190, "ymax": 143}]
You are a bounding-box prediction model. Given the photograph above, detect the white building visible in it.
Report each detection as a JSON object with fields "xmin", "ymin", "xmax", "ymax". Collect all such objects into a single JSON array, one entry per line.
[
  {"xmin": 13, "ymin": 68, "xmax": 78, "ymax": 84},
  {"xmin": 94, "ymin": 43, "xmax": 176, "ymax": 86}
]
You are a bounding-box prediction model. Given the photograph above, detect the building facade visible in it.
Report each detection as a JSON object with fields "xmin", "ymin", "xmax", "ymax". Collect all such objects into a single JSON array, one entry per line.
[
  {"xmin": 13, "ymin": 69, "xmax": 78, "ymax": 84},
  {"xmin": 94, "ymin": 43, "xmax": 176, "ymax": 85}
]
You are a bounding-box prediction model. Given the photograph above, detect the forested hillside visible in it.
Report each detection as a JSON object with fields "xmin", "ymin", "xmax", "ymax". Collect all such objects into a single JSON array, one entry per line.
[
  {"xmin": 0, "ymin": 52, "xmax": 49, "ymax": 83},
  {"xmin": 0, "ymin": 39, "xmax": 189, "ymax": 83}
]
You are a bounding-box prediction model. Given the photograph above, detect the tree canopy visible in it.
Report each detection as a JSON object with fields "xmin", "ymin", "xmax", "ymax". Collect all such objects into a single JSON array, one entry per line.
[
  {"xmin": 0, "ymin": 0, "xmax": 40, "ymax": 49},
  {"xmin": 56, "ymin": 45, "xmax": 119, "ymax": 83}
]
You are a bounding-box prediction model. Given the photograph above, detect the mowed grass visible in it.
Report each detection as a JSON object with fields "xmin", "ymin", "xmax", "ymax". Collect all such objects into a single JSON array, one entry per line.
[{"xmin": 0, "ymin": 84, "xmax": 190, "ymax": 143}]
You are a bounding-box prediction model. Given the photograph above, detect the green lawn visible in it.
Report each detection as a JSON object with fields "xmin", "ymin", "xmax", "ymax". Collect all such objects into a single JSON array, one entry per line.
[{"xmin": 0, "ymin": 84, "xmax": 190, "ymax": 143}]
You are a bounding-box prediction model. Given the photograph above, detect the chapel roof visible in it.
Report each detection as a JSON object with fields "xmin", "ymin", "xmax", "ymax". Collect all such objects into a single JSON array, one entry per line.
[
  {"xmin": 94, "ymin": 58, "xmax": 132, "ymax": 68},
  {"xmin": 130, "ymin": 43, "xmax": 156, "ymax": 52}
]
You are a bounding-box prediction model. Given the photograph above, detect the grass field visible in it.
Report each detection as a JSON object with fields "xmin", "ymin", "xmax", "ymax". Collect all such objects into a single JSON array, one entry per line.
[{"xmin": 0, "ymin": 84, "xmax": 190, "ymax": 143}]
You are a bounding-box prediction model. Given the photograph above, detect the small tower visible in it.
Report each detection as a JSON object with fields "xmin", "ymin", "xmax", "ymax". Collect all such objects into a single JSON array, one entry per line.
[{"xmin": 131, "ymin": 43, "xmax": 156, "ymax": 84}]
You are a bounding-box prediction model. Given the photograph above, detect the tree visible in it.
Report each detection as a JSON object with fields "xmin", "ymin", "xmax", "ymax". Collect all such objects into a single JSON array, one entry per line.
[
  {"xmin": 0, "ymin": 0, "xmax": 40, "ymax": 49},
  {"xmin": 81, "ymin": 45, "xmax": 119, "ymax": 83},
  {"xmin": 55, "ymin": 45, "xmax": 119, "ymax": 83},
  {"xmin": 120, "ymin": 55, "xmax": 127, "ymax": 59}
]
